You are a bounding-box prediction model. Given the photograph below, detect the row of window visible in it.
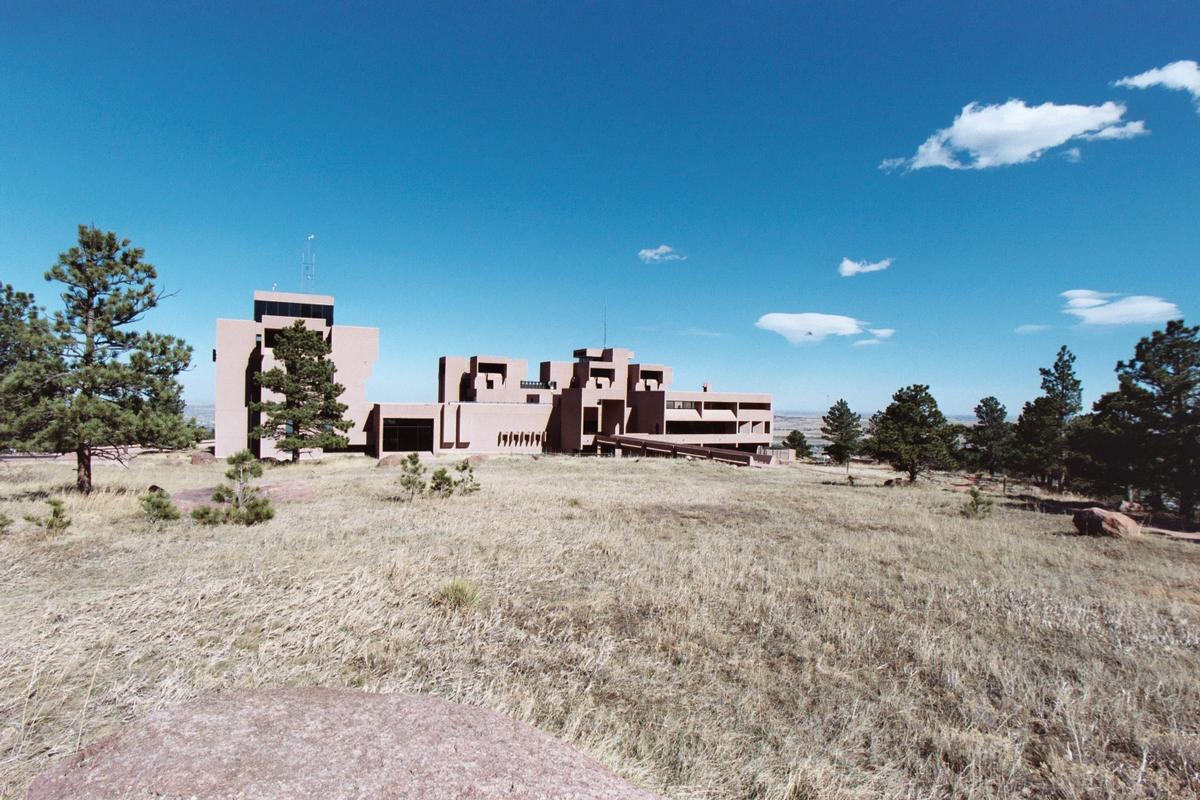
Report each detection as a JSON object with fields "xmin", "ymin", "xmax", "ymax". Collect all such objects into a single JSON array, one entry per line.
[
  {"xmin": 253, "ymin": 300, "xmax": 334, "ymax": 325},
  {"xmin": 497, "ymin": 431, "xmax": 545, "ymax": 447}
]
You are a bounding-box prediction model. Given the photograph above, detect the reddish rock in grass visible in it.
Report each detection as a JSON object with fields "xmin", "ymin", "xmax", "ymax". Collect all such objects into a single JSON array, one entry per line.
[
  {"xmin": 376, "ymin": 454, "xmax": 409, "ymax": 467},
  {"xmin": 1072, "ymin": 507, "xmax": 1140, "ymax": 538},
  {"xmin": 189, "ymin": 451, "xmax": 216, "ymax": 465},
  {"xmin": 26, "ymin": 689, "xmax": 659, "ymax": 800}
]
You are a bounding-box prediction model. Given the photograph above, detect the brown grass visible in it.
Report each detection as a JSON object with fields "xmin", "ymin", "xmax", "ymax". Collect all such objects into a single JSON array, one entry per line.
[{"xmin": 1, "ymin": 454, "xmax": 1198, "ymax": 799}]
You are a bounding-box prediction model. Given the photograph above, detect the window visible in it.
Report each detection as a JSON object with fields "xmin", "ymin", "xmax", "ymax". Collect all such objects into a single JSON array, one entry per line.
[
  {"xmin": 666, "ymin": 400, "xmax": 696, "ymax": 410},
  {"xmin": 382, "ymin": 418, "xmax": 434, "ymax": 452}
]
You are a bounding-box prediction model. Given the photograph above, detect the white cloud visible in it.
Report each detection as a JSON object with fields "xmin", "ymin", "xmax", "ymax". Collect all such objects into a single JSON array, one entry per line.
[
  {"xmin": 838, "ymin": 257, "xmax": 893, "ymax": 277},
  {"xmin": 756, "ymin": 313, "xmax": 865, "ymax": 344},
  {"xmin": 1062, "ymin": 147, "xmax": 1082, "ymax": 163},
  {"xmin": 756, "ymin": 313, "xmax": 896, "ymax": 346},
  {"xmin": 882, "ymin": 99, "xmax": 1147, "ymax": 171},
  {"xmin": 1014, "ymin": 324, "xmax": 1051, "ymax": 334},
  {"xmin": 638, "ymin": 244, "xmax": 686, "ymax": 263},
  {"xmin": 1061, "ymin": 289, "xmax": 1180, "ymax": 325},
  {"xmin": 1115, "ymin": 60, "xmax": 1200, "ymax": 110}
]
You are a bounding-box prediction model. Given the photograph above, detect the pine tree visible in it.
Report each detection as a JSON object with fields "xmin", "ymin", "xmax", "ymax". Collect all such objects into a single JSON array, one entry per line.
[
  {"xmin": 869, "ymin": 384, "xmax": 952, "ymax": 481},
  {"xmin": 249, "ymin": 320, "xmax": 352, "ymax": 462},
  {"xmin": 1, "ymin": 227, "xmax": 196, "ymax": 493},
  {"xmin": 0, "ymin": 284, "xmax": 61, "ymax": 445},
  {"xmin": 967, "ymin": 396, "xmax": 1012, "ymax": 476},
  {"xmin": 780, "ymin": 429, "xmax": 813, "ymax": 459},
  {"xmin": 821, "ymin": 399, "xmax": 862, "ymax": 472},
  {"xmin": 1090, "ymin": 320, "xmax": 1200, "ymax": 519},
  {"xmin": 1014, "ymin": 345, "xmax": 1082, "ymax": 489}
]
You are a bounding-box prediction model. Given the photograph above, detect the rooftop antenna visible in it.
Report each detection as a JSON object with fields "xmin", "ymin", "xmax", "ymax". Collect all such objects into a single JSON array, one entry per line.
[{"xmin": 300, "ymin": 235, "xmax": 316, "ymax": 291}]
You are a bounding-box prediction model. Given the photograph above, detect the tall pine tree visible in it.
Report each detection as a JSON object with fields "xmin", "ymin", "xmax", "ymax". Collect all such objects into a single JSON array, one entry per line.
[
  {"xmin": 967, "ymin": 396, "xmax": 1012, "ymax": 476},
  {"xmin": 821, "ymin": 399, "xmax": 862, "ymax": 473},
  {"xmin": 249, "ymin": 320, "xmax": 352, "ymax": 462},
  {"xmin": 869, "ymin": 384, "xmax": 952, "ymax": 481},
  {"xmin": 1, "ymin": 227, "xmax": 196, "ymax": 492},
  {"xmin": 1014, "ymin": 345, "xmax": 1082, "ymax": 489}
]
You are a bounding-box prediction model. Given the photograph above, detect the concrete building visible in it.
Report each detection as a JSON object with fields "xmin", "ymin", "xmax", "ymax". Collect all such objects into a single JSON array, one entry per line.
[
  {"xmin": 216, "ymin": 291, "xmax": 773, "ymax": 460},
  {"xmin": 214, "ymin": 290, "xmax": 378, "ymax": 458}
]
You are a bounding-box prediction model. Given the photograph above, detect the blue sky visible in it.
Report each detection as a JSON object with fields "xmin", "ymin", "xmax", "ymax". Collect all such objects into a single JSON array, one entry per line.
[{"xmin": 1, "ymin": 2, "xmax": 1196, "ymax": 415}]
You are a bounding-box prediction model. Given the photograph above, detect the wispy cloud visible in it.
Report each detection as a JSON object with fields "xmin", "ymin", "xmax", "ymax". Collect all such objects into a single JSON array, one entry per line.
[
  {"xmin": 1115, "ymin": 60, "xmax": 1200, "ymax": 111},
  {"xmin": 881, "ymin": 99, "xmax": 1147, "ymax": 171},
  {"xmin": 1014, "ymin": 324, "xmax": 1051, "ymax": 334},
  {"xmin": 852, "ymin": 339, "xmax": 883, "ymax": 347},
  {"xmin": 638, "ymin": 244, "xmax": 687, "ymax": 263},
  {"xmin": 1061, "ymin": 289, "xmax": 1180, "ymax": 325},
  {"xmin": 756, "ymin": 313, "xmax": 895, "ymax": 346},
  {"xmin": 839, "ymin": 257, "xmax": 893, "ymax": 277}
]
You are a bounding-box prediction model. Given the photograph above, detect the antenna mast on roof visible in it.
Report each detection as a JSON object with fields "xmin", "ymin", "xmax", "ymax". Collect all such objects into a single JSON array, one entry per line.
[{"xmin": 300, "ymin": 235, "xmax": 316, "ymax": 291}]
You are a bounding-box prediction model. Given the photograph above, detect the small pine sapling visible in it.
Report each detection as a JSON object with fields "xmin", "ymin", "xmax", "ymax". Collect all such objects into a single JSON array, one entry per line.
[
  {"xmin": 191, "ymin": 449, "xmax": 274, "ymax": 525},
  {"xmin": 453, "ymin": 459, "xmax": 480, "ymax": 494},
  {"xmin": 25, "ymin": 498, "xmax": 70, "ymax": 532},
  {"xmin": 961, "ymin": 487, "xmax": 994, "ymax": 519},
  {"xmin": 429, "ymin": 467, "xmax": 455, "ymax": 497},
  {"xmin": 398, "ymin": 453, "xmax": 427, "ymax": 500},
  {"xmin": 140, "ymin": 489, "xmax": 181, "ymax": 524}
]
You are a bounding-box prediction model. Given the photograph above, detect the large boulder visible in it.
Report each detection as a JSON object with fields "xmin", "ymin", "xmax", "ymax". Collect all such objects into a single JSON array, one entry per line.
[
  {"xmin": 1072, "ymin": 507, "xmax": 1140, "ymax": 538},
  {"xmin": 377, "ymin": 454, "xmax": 409, "ymax": 467},
  {"xmin": 189, "ymin": 451, "xmax": 216, "ymax": 465},
  {"xmin": 26, "ymin": 689, "xmax": 658, "ymax": 800}
]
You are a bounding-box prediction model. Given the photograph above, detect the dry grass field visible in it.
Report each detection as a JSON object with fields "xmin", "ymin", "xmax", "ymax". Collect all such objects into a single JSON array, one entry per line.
[{"xmin": 1, "ymin": 453, "xmax": 1198, "ymax": 799}]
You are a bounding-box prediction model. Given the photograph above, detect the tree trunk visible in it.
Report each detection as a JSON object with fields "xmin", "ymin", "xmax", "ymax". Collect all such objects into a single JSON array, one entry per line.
[
  {"xmin": 292, "ymin": 448, "xmax": 300, "ymax": 463},
  {"xmin": 76, "ymin": 444, "xmax": 92, "ymax": 494}
]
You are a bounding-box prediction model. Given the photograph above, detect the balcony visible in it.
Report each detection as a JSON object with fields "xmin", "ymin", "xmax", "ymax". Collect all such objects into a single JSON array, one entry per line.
[{"xmin": 520, "ymin": 380, "xmax": 556, "ymax": 390}]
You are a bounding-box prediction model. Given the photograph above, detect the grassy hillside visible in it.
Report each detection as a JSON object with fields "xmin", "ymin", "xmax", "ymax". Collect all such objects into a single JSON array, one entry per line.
[{"xmin": 1, "ymin": 455, "xmax": 1197, "ymax": 799}]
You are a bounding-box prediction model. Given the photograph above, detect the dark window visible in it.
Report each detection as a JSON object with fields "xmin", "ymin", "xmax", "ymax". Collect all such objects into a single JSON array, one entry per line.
[
  {"xmin": 264, "ymin": 329, "xmax": 282, "ymax": 348},
  {"xmin": 666, "ymin": 400, "xmax": 696, "ymax": 410},
  {"xmin": 665, "ymin": 420, "xmax": 736, "ymax": 435},
  {"xmin": 382, "ymin": 418, "xmax": 434, "ymax": 452}
]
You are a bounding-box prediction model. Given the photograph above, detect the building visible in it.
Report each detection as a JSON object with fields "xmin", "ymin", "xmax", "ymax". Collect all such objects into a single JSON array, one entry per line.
[
  {"xmin": 215, "ymin": 291, "xmax": 773, "ymax": 459},
  {"xmin": 214, "ymin": 290, "xmax": 378, "ymax": 458}
]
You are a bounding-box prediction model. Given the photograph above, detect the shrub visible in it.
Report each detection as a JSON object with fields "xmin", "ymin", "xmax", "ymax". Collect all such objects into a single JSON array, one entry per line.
[
  {"xmin": 961, "ymin": 487, "xmax": 995, "ymax": 519},
  {"xmin": 398, "ymin": 453, "xmax": 427, "ymax": 500},
  {"xmin": 434, "ymin": 578, "xmax": 480, "ymax": 609},
  {"xmin": 191, "ymin": 505, "xmax": 227, "ymax": 526},
  {"xmin": 453, "ymin": 459, "xmax": 480, "ymax": 494},
  {"xmin": 0, "ymin": 512, "xmax": 11, "ymax": 535},
  {"xmin": 25, "ymin": 498, "xmax": 70, "ymax": 532},
  {"xmin": 191, "ymin": 449, "xmax": 274, "ymax": 526},
  {"xmin": 140, "ymin": 490, "xmax": 180, "ymax": 524},
  {"xmin": 430, "ymin": 467, "xmax": 455, "ymax": 497}
]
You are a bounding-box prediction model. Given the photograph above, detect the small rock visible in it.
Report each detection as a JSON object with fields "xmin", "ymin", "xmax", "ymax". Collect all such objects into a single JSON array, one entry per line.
[
  {"xmin": 377, "ymin": 454, "xmax": 408, "ymax": 467},
  {"xmin": 25, "ymin": 689, "xmax": 659, "ymax": 800},
  {"xmin": 189, "ymin": 452, "xmax": 216, "ymax": 465},
  {"xmin": 1072, "ymin": 507, "xmax": 1139, "ymax": 538}
]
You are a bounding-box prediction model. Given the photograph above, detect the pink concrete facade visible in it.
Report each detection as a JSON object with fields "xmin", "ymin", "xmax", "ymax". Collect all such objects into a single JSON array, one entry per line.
[
  {"xmin": 214, "ymin": 291, "xmax": 378, "ymax": 458},
  {"xmin": 216, "ymin": 292, "xmax": 772, "ymax": 459},
  {"xmin": 368, "ymin": 346, "xmax": 773, "ymax": 457}
]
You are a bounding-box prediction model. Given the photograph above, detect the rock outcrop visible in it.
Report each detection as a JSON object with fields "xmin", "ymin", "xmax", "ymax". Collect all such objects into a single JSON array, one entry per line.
[
  {"xmin": 1072, "ymin": 507, "xmax": 1139, "ymax": 538},
  {"xmin": 26, "ymin": 689, "xmax": 658, "ymax": 800}
]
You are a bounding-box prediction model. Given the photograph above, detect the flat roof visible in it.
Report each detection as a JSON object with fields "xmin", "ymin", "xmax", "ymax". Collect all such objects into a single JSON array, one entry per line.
[{"xmin": 253, "ymin": 289, "xmax": 335, "ymax": 305}]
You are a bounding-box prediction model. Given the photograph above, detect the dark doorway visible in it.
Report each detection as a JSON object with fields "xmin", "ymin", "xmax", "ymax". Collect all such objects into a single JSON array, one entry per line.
[{"xmin": 382, "ymin": 418, "xmax": 434, "ymax": 452}]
